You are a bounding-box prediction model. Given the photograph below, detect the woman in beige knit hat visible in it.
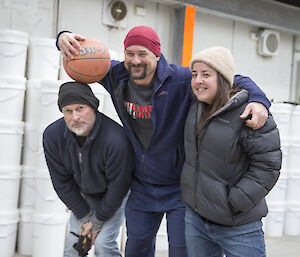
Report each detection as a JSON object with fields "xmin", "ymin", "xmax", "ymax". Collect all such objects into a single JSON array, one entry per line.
[{"xmin": 181, "ymin": 46, "xmax": 282, "ymax": 257}]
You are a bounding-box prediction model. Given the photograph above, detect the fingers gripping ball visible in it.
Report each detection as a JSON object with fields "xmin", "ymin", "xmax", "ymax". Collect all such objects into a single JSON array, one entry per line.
[{"xmin": 63, "ymin": 39, "xmax": 111, "ymax": 83}]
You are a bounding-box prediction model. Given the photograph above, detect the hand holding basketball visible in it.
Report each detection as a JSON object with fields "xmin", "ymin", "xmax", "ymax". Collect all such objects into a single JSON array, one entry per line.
[
  {"xmin": 58, "ymin": 32, "xmax": 85, "ymax": 59},
  {"xmin": 63, "ymin": 38, "xmax": 111, "ymax": 84}
]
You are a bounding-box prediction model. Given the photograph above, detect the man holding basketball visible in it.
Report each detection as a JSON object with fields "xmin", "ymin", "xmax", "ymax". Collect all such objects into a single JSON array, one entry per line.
[
  {"xmin": 43, "ymin": 81, "xmax": 134, "ymax": 257},
  {"xmin": 57, "ymin": 26, "xmax": 270, "ymax": 257}
]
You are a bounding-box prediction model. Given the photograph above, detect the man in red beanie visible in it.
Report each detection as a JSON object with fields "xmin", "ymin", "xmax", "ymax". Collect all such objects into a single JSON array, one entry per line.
[{"xmin": 56, "ymin": 26, "xmax": 270, "ymax": 257}]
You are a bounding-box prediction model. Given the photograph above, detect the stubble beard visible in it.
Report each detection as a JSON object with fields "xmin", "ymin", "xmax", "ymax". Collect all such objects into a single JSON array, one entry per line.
[{"xmin": 128, "ymin": 65, "xmax": 147, "ymax": 80}]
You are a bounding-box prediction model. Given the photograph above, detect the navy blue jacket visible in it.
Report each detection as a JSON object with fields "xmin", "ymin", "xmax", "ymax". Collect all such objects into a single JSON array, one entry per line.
[
  {"xmin": 100, "ymin": 55, "xmax": 271, "ymax": 189},
  {"xmin": 43, "ymin": 111, "xmax": 134, "ymax": 221}
]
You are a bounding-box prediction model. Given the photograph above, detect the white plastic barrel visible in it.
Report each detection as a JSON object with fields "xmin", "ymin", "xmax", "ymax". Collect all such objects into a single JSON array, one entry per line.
[
  {"xmin": 24, "ymin": 80, "xmax": 62, "ymax": 125},
  {"xmin": 0, "ymin": 210, "xmax": 19, "ymax": 257},
  {"xmin": 103, "ymin": 93, "xmax": 118, "ymax": 117},
  {"xmin": 0, "ymin": 77, "xmax": 26, "ymax": 121},
  {"xmin": 32, "ymin": 212, "xmax": 69, "ymax": 257},
  {"xmin": 90, "ymin": 83, "xmax": 109, "ymax": 112},
  {"xmin": 27, "ymin": 37, "xmax": 60, "ymax": 80},
  {"xmin": 285, "ymin": 172, "xmax": 300, "ymax": 203},
  {"xmin": 265, "ymin": 203, "xmax": 285, "ymax": 237},
  {"xmin": 270, "ymin": 103, "xmax": 293, "ymax": 141},
  {"xmin": 0, "ymin": 166, "xmax": 21, "ymax": 211},
  {"xmin": 17, "ymin": 208, "xmax": 34, "ymax": 256},
  {"xmin": 156, "ymin": 215, "xmax": 168, "ymax": 251},
  {"xmin": 24, "ymin": 80, "xmax": 41, "ymax": 123},
  {"xmin": 58, "ymin": 55, "xmax": 73, "ymax": 81},
  {"xmin": 0, "ymin": 121, "xmax": 24, "ymax": 166},
  {"xmin": 19, "ymin": 166, "xmax": 36, "ymax": 209},
  {"xmin": 266, "ymin": 171, "xmax": 287, "ymax": 204},
  {"xmin": 22, "ymin": 123, "xmax": 48, "ymax": 169},
  {"xmin": 280, "ymin": 140, "xmax": 289, "ymax": 170},
  {"xmin": 287, "ymin": 140, "xmax": 300, "ymax": 173},
  {"xmin": 34, "ymin": 170, "xmax": 66, "ymax": 214},
  {"xmin": 284, "ymin": 203, "xmax": 300, "ymax": 236},
  {"xmin": 40, "ymin": 80, "xmax": 63, "ymax": 124},
  {"xmin": 290, "ymin": 105, "xmax": 300, "ymax": 140},
  {"xmin": 0, "ymin": 29, "xmax": 28, "ymax": 78}
]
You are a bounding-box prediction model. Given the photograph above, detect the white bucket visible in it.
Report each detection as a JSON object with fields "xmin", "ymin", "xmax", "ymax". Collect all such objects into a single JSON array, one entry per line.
[
  {"xmin": 0, "ymin": 121, "xmax": 24, "ymax": 166},
  {"xmin": 59, "ymin": 55, "xmax": 73, "ymax": 81},
  {"xmin": 285, "ymin": 172, "xmax": 300, "ymax": 203},
  {"xmin": 0, "ymin": 166, "xmax": 21, "ymax": 211},
  {"xmin": 0, "ymin": 77, "xmax": 26, "ymax": 121},
  {"xmin": 265, "ymin": 202, "xmax": 285, "ymax": 237},
  {"xmin": 24, "ymin": 80, "xmax": 41, "ymax": 123},
  {"xmin": 280, "ymin": 140, "xmax": 289, "ymax": 170},
  {"xmin": 287, "ymin": 140, "xmax": 300, "ymax": 172},
  {"xmin": 103, "ymin": 93, "xmax": 118, "ymax": 117},
  {"xmin": 27, "ymin": 37, "xmax": 60, "ymax": 80},
  {"xmin": 22, "ymin": 123, "xmax": 48, "ymax": 169},
  {"xmin": 266, "ymin": 171, "xmax": 287, "ymax": 204},
  {"xmin": 24, "ymin": 80, "xmax": 63, "ymax": 125},
  {"xmin": 32, "ymin": 212, "xmax": 69, "ymax": 257},
  {"xmin": 40, "ymin": 80, "xmax": 64, "ymax": 124},
  {"xmin": 0, "ymin": 29, "xmax": 28, "ymax": 78},
  {"xmin": 34, "ymin": 170, "xmax": 66, "ymax": 214},
  {"xmin": 290, "ymin": 105, "xmax": 300, "ymax": 140},
  {"xmin": 17, "ymin": 208, "xmax": 34, "ymax": 256},
  {"xmin": 156, "ymin": 215, "xmax": 168, "ymax": 251},
  {"xmin": 19, "ymin": 166, "xmax": 36, "ymax": 209},
  {"xmin": 90, "ymin": 83, "xmax": 109, "ymax": 112},
  {"xmin": 284, "ymin": 202, "xmax": 300, "ymax": 236},
  {"xmin": 0, "ymin": 210, "xmax": 19, "ymax": 257},
  {"xmin": 270, "ymin": 103, "xmax": 293, "ymax": 141}
]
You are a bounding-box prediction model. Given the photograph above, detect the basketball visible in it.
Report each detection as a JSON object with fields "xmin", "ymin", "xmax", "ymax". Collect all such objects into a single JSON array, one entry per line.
[{"xmin": 63, "ymin": 39, "xmax": 111, "ymax": 84}]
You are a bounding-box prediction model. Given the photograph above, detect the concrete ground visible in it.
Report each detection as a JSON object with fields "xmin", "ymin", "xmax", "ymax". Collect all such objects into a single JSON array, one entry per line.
[{"xmin": 13, "ymin": 236, "xmax": 300, "ymax": 257}]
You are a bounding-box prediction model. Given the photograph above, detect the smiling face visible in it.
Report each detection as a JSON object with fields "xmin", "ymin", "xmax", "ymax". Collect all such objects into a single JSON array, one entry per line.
[
  {"xmin": 124, "ymin": 45, "xmax": 160, "ymax": 86},
  {"xmin": 191, "ymin": 62, "xmax": 218, "ymax": 104},
  {"xmin": 62, "ymin": 104, "xmax": 96, "ymax": 137}
]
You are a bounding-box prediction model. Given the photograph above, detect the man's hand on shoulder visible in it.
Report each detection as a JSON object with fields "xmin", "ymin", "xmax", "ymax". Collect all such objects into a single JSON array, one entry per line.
[{"xmin": 240, "ymin": 102, "xmax": 268, "ymax": 130}]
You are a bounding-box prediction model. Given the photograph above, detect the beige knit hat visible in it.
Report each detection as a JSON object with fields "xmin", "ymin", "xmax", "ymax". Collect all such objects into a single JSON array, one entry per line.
[{"xmin": 190, "ymin": 46, "xmax": 234, "ymax": 86}]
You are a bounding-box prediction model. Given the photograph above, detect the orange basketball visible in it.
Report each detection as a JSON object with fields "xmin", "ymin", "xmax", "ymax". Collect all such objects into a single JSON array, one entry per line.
[{"xmin": 63, "ymin": 39, "xmax": 111, "ymax": 84}]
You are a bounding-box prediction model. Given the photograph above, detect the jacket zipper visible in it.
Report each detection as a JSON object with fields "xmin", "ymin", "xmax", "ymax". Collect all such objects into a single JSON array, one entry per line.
[
  {"xmin": 142, "ymin": 154, "xmax": 145, "ymax": 171},
  {"xmin": 79, "ymin": 151, "xmax": 82, "ymax": 163}
]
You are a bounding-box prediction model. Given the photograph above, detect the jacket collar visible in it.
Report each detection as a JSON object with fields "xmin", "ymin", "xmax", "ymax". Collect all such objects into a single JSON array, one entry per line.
[{"xmin": 191, "ymin": 89, "xmax": 249, "ymax": 132}]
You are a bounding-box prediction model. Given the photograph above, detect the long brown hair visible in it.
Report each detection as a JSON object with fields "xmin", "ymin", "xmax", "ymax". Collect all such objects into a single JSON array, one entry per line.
[{"xmin": 196, "ymin": 72, "xmax": 238, "ymax": 134}]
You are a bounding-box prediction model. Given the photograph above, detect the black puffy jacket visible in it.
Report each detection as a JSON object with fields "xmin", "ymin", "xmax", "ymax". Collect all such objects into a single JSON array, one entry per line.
[{"xmin": 181, "ymin": 90, "xmax": 282, "ymax": 226}]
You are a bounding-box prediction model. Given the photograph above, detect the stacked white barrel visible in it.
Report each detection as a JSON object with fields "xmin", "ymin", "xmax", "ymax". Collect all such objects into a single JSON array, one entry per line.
[
  {"xmin": 284, "ymin": 104, "xmax": 300, "ymax": 236},
  {"xmin": 264, "ymin": 102, "xmax": 300, "ymax": 237},
  {"xmin": 18, "ymin": 37, "xmax": 69, "ymax": 257},
  {"xmin": 0, "ymin": 29, "xmax": 28, "ymax": 257}
]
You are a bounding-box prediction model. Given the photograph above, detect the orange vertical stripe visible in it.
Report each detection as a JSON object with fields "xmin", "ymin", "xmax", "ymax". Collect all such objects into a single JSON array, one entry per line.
[{"xmin": 182, "ymin": 5, "xmax": 196, "ymax": 67}]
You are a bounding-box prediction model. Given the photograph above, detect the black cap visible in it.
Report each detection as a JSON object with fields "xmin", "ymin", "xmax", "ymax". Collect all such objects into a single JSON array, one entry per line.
[{"xmin": 58, "ymin": 81, "xmax": 99, "ymax": 112}]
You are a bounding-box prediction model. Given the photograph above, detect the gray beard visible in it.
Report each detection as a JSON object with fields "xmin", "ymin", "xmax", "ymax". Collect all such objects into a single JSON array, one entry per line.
[{"xmin": 69, "ymin": 126, "xmax": 87, "ymax": 136}]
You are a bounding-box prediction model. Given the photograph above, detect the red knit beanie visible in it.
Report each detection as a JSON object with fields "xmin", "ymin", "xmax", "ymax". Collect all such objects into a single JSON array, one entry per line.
[{"xmin": 124, "ymin": 26, "xmax": 161, "ymax": 57}]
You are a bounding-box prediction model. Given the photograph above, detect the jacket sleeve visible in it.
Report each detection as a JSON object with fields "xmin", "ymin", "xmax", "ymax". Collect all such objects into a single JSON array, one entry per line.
[
  {"xmin": 95, "ymin": 133, "xmax": 134, "ymax": 221},
  {"xmin": 55, "ymin": 30, "xmax": 71, "ymax": 50},
  {"xmin": 234, "ymin": 75, "xmax": 271, "ymax": 110},
  {"xmin": 228, "ymin": 114, "xmax": 282, "ymax": 213},
  {"xmin": 43, "ymin": 129, "xmax": 90, "ymax": 219},
  {"xmin": 98, "ymin": 60, "xmax": 121, "ymax": 94}
]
